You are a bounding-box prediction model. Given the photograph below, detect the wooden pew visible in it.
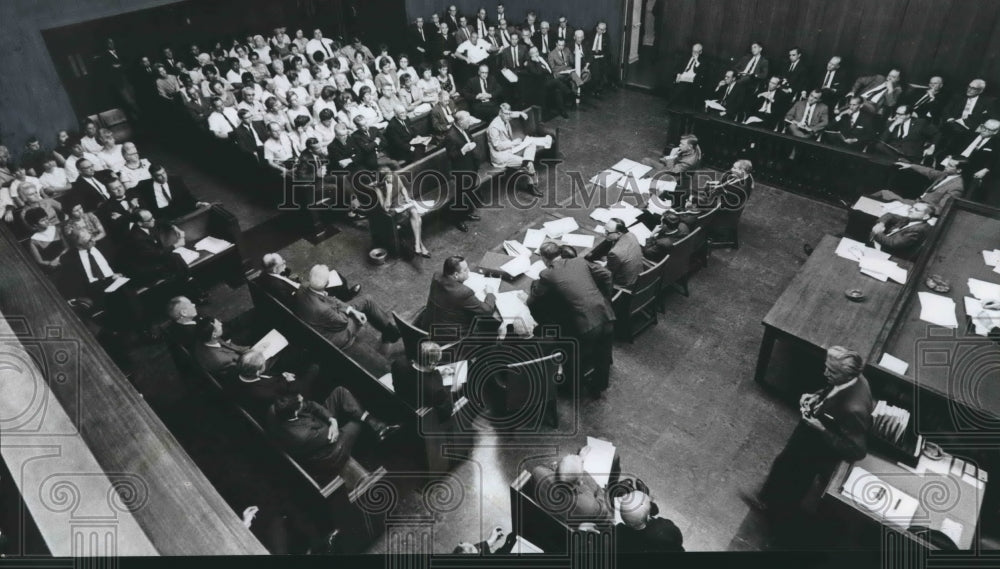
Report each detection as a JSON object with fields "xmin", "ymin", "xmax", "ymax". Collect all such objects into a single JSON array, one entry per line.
[{"xmin": 509, "ymin": 470, "xmax": 614, "ymax": 555}]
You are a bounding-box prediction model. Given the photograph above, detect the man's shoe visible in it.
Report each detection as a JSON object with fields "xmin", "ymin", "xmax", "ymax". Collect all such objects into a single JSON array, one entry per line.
[
  {"xmin": 528, "ymin": 185, "xmax": 543, "ymax": 198},
  {"xmin": 377, "ymin": 424, "xmax": 401, "ymax": 442},
  {"xmin": 455, "ymin": 222, "xmax": 469, "ymax": 232},
  {"xmin": 466, "ymin": 213, "xmax": 481, "ymax": 221},
  {"xmin": 802, "ymin": 243, "xmax": 814, "ymax": 256},
  {"xmin": 348, "ymin": 284, "xmax": 362, "ymax": 298}
]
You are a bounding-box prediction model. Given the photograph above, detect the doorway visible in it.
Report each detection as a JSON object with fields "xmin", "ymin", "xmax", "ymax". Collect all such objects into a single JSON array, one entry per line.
[{"xmin": 621, "ymin": 0, "xmax": 659, "ymax": 90}]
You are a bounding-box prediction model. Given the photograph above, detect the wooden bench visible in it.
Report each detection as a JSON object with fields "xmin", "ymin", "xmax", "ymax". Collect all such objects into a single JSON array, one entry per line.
[{"xmin": 509, "ymin": 470, "xmax": 613, "ymax": 555}]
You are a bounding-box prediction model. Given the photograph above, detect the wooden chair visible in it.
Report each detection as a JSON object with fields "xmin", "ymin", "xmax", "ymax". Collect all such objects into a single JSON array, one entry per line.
[
  {"xmin": 509, "ymin": 470, "xmax": 575, "ymax": 553},
  {"xmin": 612, "ymin": 260, "xmax": 663, "ymax": 342},
  {"xmin": 392, "ymin": 310, "xmax": 428, "ymax": 362},
  {"xmin": 655, "ymin": 227, "xmax": 702, "ymax": 307},
  {"xmin": 692, "ymin": 204, "xmax": 719, "ymax": 270}
]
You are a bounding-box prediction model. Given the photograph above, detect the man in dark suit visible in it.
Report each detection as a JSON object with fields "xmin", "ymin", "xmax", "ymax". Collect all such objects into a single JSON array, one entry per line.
[
  {"xmin": 69, "ymin": 159, "xmax": 112, "ymax": 211},
  {"xmin": 133, "ymin": 164, "xmax": 205, "ymax": 220},
  {"xmin": 267, "ymin": 389, "xmax": 399, "ymax": 481},
  {"xmin": 668, "ymin": 43, "xmax": 707, "ymax": 110},
  {"xmin": 587, "ymin": 22, "xmax": 613, "ymax": 96},
  {"xmin": 534, "ymin": 21, "xmax": 555, "ymax": 57},
  {"xmin": 462, "ymin": 64, "xmax": 503, "ymax": 120},
  {"xmin": 383, "ymin": 104, "xmax": 425, "ymax": 163},
  {"xmin": 499, "ymin": 33, "xmax": 528, "ymax": 95},
  {"xmin": 232, "ymin": 108, "xmax": 268, "ymax": 160},
  {"xmin": 159, "ymin": 47, "xmax": 180, "ymax": 75},
  {"xmin": 230, "ymin": 351, "xmax": 322, "ymax": 419},
  {"xmin": 60, "ymin": 227, "xmax": 140, "ymax": 331},
  {"xmin": 781, "ymin": 47, "xmax": 810, "ymax": 102},
  {"xmin": 586, "ymin": 218, "xmax": 644, "ymax": 289},
  {"xmin": 642, "ymin": 212, "xmax": 690, "ymax": 262},
  {"xmin": 430, "ymin": 90, "xmax": 460, "ymax": 141},
  {"xmin": 191, "ymin": 317, "xmax": 250, "ymax": 377},
  {"xmin": 348, "ymin": 116, "xmax": 386, "ymax": 172},
  {"xmin": 616, "ymin": 491, "xmax": 685, "ymax": 553},
  {"xmin": 96, "ymin": 179, "xmax": 137, "ymax": 240},
  {"xmin": 905, "ymin": 76, "xmax": 948, "ymax": 123},
  {"xmin": 875, "ymin": 105, "xmax": 939, "ymax": 162},
  {"xmin": 744, "ymin": 76, "xmax": 791, "ymax": 130},
  {"xmin": 390, "ymin": 341, "xmax": 455, "ymax": 422},
  {"xmin": 524, "ymin": 46, "xmax": 571, "ymax": 118},
  {"xmin": 122, "ymin": 208, "xmax": 196, "ymax": 289},
  {"xmin": 744, "ymin": 346, "xmax": 874, "ymax": 517},
  {"xmin": 443, "ymin": 111, "xmax": 483, "ymax": 232},
  {"xmin": 527, "ymin": 242, "xmax": 615, "ymax": 395},
  {"xmin": 849, "ymin": 69, "xmax": 902, "ymax": 117},
  {"xmin": 816, "ymin": 56, "xmax": 847, "ymax": 109},
  {"xmin": 410, "ymin": 17, "xmax": 430, "ymax": 64},
  {"xmin": 869, "ymin": 161, "xmax": 965, "ymax": 215},
  {"xmin": 827, "ymin": 96, "xmax": 877, "ymax": 149},
  {"xmin": 940, "ymin": 118, "xmax": 1000, "ymax": 184},
  {"xmin": 428, "ymin": 22, "xmax": 452, "ymax": 62},
  {"xmin": 941, "ymin": 79, "xmax": 995, "ymax": 134},
  {"xmin": 705, "ymin": 70, "xmax": 746, "ymax": 118},
  {"xmin": 443, "ymin": 5, "xmax": 461, "ymax": 33},
  {"xmin": 292, "ymin": 264, "xmax": 400, "ymax": 351},
  {"xmin": 258, "ymin": 252, "xmax": 360, "ymax": 305},
  {"xmin": 734, "ymin": 41, "xmax": 769, "ymax": 86},
  {"xmin": 327, "ymin": 123, "xmax": 360, "ymax": 174},
  {"xmin": 165, "ymin": 295, "xmax": 202, "ymax": 349},
  {"xmin": 424, "ymin": 256, "xmax": 497, "ymax": 338},
  {"xmin": 870, "ymin": 202, "xmax": 934, "ymax": 259}
]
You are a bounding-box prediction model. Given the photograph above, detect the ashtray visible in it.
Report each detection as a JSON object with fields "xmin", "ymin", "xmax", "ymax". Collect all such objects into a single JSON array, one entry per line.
[
  {"xmin": 845, "ymin": 289, "xmax": 866, "ymax": 302},
  {"xmin": 923, "ymin": 441, "xmax": 943, "ymax": 460},
  {"xmin": 926, "ymin": 274, "xmax": 951, "ymax": 293}
]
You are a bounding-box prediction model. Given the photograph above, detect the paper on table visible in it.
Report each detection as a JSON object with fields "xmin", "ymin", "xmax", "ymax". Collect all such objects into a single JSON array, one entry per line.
[
  {"xmin": 522, "ymin": 228, "xmax": 547, "ymax": 250},
  {"xmin": 542, "ymin": 217, "xmax": 579, "ymax": 237},
  {"xmin": 940, "ymin": 518, "xmax": 964, "ymax": 548},
  {"xmin": 510, "ymin": 536, "xmax": 544, "ymax": 554},
  {"xmin": 610, "ymin": 158, "xmax": 644, "ymax": 174},
  {"xmin": 646, "ymin": 199, "xmax": 671, "ymax": 215},
  {"xmin": 494, "ymin": 291, "xmax": 527, "ymax": 318},
  {"xmin": 590, "ymin": 208, "xmax": 615, "ymax": 223},
  {"xmin": 524, "ymin": 260, "xmax": 546, "ymax": 280},
  {"xmin": 608, "ymin": 202, "xmax": 643, "ymax": 225},
  {"xmin": 583, "ymin": 436, "xmax": 616, "ymax": 488},
  {"xmin": 252, "ymin": 329, "xmax": 289, "ymax": 360},
  {"xmin": 676, "ymin": 71, "xmax": 696, "ymax": 83},
  {"xmin": 560, "ymin": 233, "xmax": 595, "ymax": 248},
  {"xmin": 853, "ymin": 196, "xmax": 888, "ymax": 217},
  {"xmin": 835, "ymin": 237, "xmax": 892, "ymax": 263},
  {"xmin": 590, "ymin": 170, "xmax": 624, "ymax": 188},
  {"xmin": 983, "ymin": 249, "xmax": 1000, "ymax": 267},
  {"xmin": 173, "ymin": 247, "xmax": 201, "ymax": 265},
  {"xmin": 103, "ymin": 276, "xmax": 130, "ymax": 293},
  {"xmin": 327, "ymin": 269, "xmax": 343, "ymax": 288},
  {"xmin": 968, "ymin": 277, "xmax": 1000, "ymax": 300},
  {"xmin": 917, "ymin": 453, "xmax": 952, "ymax": 476},
  {"xmin": 882, "ymin": 201, "xmax": 911, "ymax": 216},
  {"xmin": 965, "ymin": 296, "xmax": 1000, "ymax": 336},
  {"xmin": 655, "ymin": 179, "xmax": 678, "ymax": 194},
  {"xmin": 594, "ymin": 225, "xmax": 607, "ymax": 234},
  {"xmin": 500, "ymin": 254, "xmax": 532, "ymax": 277},
  {"xmin": 503, "ymin": 240, "xmax": 532, "ymax": 257},
  {"xmin": 841, "ymin": 466, "xmax": 919, "ymax": 529},
  {"xmin": 194, "ymin": 236, "xmax": 233, "ymax": 254},
  {"xmin": 628, "ymin": 222, "xmax": 653, "ymax": 246},
  {"xmin": 464, "ymin": 272, "xmax": 500, "ymax": 301},
  {"xmin": 861, "ymin": 268, "xmax": 889, "ymax": 282},
  {"xmin": 995, "ymin": 264, "xmax": 1000, "ymax": 275},
  {"xmin": 858, "ymin": 257, "xmax": 908, "ymax": 284},
  {"xmin": 878, "ymin": 353, "xmax": 909, "ymax": 375},
  {"xmin": 917, "ymin": 292, "xmax": 959, "ymax": 328},
  {"xmin": 438, "ymin": 360, "xmax": 468, "ymax": 388}
]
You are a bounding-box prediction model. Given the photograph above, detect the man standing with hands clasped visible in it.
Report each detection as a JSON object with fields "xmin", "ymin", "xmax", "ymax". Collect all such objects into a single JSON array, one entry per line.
[{"xmin": 743, "ymin": 346, "xmax": 874, "ymax": 519}]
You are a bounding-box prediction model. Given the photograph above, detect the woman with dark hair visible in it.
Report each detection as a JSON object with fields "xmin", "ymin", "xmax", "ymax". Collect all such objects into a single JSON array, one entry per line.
[
  {"xmin": 24, "ymin": 206, "xmax": 67, "ymax": 270},
  {"xmin": 62, "ymin": 198, "xmax": 107, "ymax": 243},
  {"xmin": 417, "ymin": 64, "xmax": 442, "ymax": 103},
  {"xmin": 435, "ymin": 60, "xmax": 459, "ymax": 98}
]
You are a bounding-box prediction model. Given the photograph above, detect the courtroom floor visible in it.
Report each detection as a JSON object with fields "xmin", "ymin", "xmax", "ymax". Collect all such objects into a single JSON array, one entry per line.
[{"xmin": 124, "ymin": 87, "xmax": 851, "ymax": 553}]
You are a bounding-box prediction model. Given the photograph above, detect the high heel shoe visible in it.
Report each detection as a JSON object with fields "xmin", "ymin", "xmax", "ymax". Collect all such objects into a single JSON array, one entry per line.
[{"xmin": 418, "ymin": 249, "xmax": 431, "ymax": 258}]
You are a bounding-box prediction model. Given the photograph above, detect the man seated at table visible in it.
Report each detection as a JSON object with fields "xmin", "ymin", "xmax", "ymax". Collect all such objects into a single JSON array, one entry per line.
[
  {"xmin": 293, "ymin": 264, "xmax": 401, "ymax": 353},
  {"xmin": 258, "ymin": 252, "xmax": 360, "ymax": 304},
  {"xmin": 616, "ymin": 490, "xmax": 685, "ymax": 553},
  {"xmin": 868, "ymin": 161, "xmax": 964, "ymax": 215},
  {"xmin": 488, "ymin": 103, "xmax": 545, "ymax": 197},
  {"xmin": 267, "ymin": 389, "xmax": 399, "ymax": 482},
  {"xmin": 133, "ymin": 164, "xmax": 208, "ymax": 221},
  {"xmin": 659, "ymin": 135, "xmax": 701, "ymax": 174},
  {"xmin": 585, "ymin": 218, "xmax": 643, "ymax": 289},
  {"xmin": 745, "ymin": 346, "xmax": 873, "ymax": 519},
  {"xmin": 642, "ymin": 212, "xmax": 690, "ymax": 262},
  {"xmin": 424, "ymin": 256, "xmax": 498, "ymax": 338},
  {"xmin": 827, "ymin": 96, "xmax": 877, "ymax": 149},
  {"xmin": 123, "ymin": 209, "xmax": 205, "ymax": 301},
  {"xmin": 528, "ymin": 242, "xmax": 615, "ymax": 395},
  {"xmin": 530, "ymin": 447, "xmax": 612, "ymax": 525},
  {"xmin": 869, "ymin": 202, "xmax": 934, "ymax": 259},
  {"xmin": 390, "ymin": 340, "xmax": 455, "ymax": 421},
  {"xmin": 784, "ymin": 89, "xmax": 829, "ymax": 139}
]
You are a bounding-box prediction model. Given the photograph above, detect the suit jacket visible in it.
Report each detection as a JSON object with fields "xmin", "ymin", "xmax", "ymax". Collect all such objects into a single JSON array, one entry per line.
[
  {"xmin": 712, "ymin": 81, "xmax": 745, "ymax": 111},
  {"xmin": 872, "ymin": 213, "xmax": 932, "ymax": 259},
  {"xmin": 785, "ymin": 100, "xmax": 829, "ymax": 132},
  {"xmin": 184, "ymin": 95, "xmax": 210, "ymax": 121},
  {"xmin": 95, "ymin": 197, "xmax": 135, "ymax": 239},
  {"xmin": 409, "ymin": 24, "xmax": 429, "ymax": 56},
  {"xmin": 781, "ymin": 59, "xmax": 810, "ymax": 96},
  {"xmin": 445, "ymin": 124, "xmax": 479, "ymax": 172},
  {"xmin": 747, "ymin": 88, "xmax": 791, "ymax": 124},
  {"xmin": 616, "ymin": 517, "xmax": 685, "ymax": 553},
  {"xmin": 500, "ymin": 44, "xmax": 528, "ymax": 71},
  {"xmin": 293, "ymin": 287, "xmax": 357, "ymax": 348},
  {"xmin": 642, "ymin": 224, "xmax": 690, "ymax": 262},
  {"xmin": 60, "ymin": 244, "xmax": 119, "ymax": 300},
  {"xmin": 327, "ymin": 137, "xmax": 361, "ymax": 173},
  {"xmin": 816, "ymin": 67, "xmax": 848, "ymax": 105},
  {"xmin": 232, "ymin": 120, "xmax": 268, "ymax": 158},
  {"xmin": 424, "ymin": 272, "xmax": 497, "ymax": 337},
  {"xmin": 851, "ymin": 75, "xmax": 901, "ymax": 114},
  {"xmin": 812, "ymin": 376, "xmax": 875, "ymax": 461},
  {"xmin": 908, "ymin": 163, "xmax": 965, "ymax": 214},
  {"xmin": 166, "ymin": 320, "xmax": 199, "ymax": 349},
  {"xmin": 266, "ymin": 400, "xmax": 338, "ymax": 462},
  {"xmin": 453, "ymin": 26, "xmax": 472, "ymax": 46},
  {"xmin": 70, "ymin": 177, "xmax": 111, "ymax": 211},
  {"xmin": 427, "ymin": 32, "xmax": 448, "ymax": 61},
  {"xmin": 384, "ymin": 117, "xmax": 416, "ymax": 162},
  {"xmin": 133, "ymin": 176, "xmax": 198, "ymax": 219},
  {"xmin": 946, "ymin": 132, "xmax": 999, "ymax": 174},
  {"xmin": 674, "ymin": 54, "xmax": 707, "ymax": 88},
  {"xmin": 586, "ymin": 31, "xmax": 612, "ymax": 61},
  {"xmin": 390, "ymin": 357, "xmax": 453, "ymax": 421},
  {"xmin": 663, "ymin": 146, "xmax": 702, "ymax": 174},
  {"xmin": 349, "ymin": 127, "xmax": 383, "ymax": 171},
  {"xmin": 905, "ymin": 88, "xmax": 949, "ymax": 122},
  {"xmin": 193, "ymin": 340, "xmax": 248, "ymax": 377},
  {"xmin": 230, "ymin": 373, "xmax": 302, "ymax": 418},
  {"xmin": 879, "ymin": 117, "xmax": 938, "ymax": 160},
  {"xmin": 527, "ymin": 257, "xmax": 615, "ymax": 336},
  {"xmin": 462, "ymin": 75, "xmax": 502, "ymax": 105},
  {"xmin": 831, "ymin": 109, "xmax": 877, "ymax": 144},
  {"xmin": 943, "ymin": 94, "xmax": 997, "ymax": 130},
  {"xmin": 257, "ymin": 272, "xmax": 299, "ymax": 305},
  {"xmin": 606, "ymin": 233, "xmax": 643, "ymax": 288},
  {"xmin": 534, "ymin": 31, "xmax": 556, "ymax": 56},
  {"xmin": 430, "ymin": 101, "xmax": 459, "ymax": 135},
  {"xmin": 123, "ymin": 224, "xmax": 180, "ymax": 281},
  {"xmin": 547, "ymin": 47, "xmax": 574, "ymax": 75},
  {"xmin": 734, "ymin": 54, "xmax": 769, "ymax": 81}
]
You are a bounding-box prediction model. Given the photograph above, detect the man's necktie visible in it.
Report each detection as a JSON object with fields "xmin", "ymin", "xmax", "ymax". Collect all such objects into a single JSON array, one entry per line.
[
  {"xmin": 961, "ymin": 135, "xmax": 986, "ymax": 157},
  {"xmin": 512, "ymin": 47, "xmax": 518, "ymax": 67},
  {"xmin": 323, "ymin": 41, "xmax": 333, "ymax": 58},
  {"xmin": 811, "ymin": 384, "xmax": 835, "ymax": 414},
  {"xmin": 89, "ymin": 178, "xmax": 108, "ymax": 199},
  {"xmin": 963, "ymin": 98, "xmax": 976, "ymax": 119},
  {"xmin": 481, "ymin": 78, "xmax": 487, "ymax": 94},
  {"xmin": 419, "ymin": 28, "xmax": 425, "ymax": 42},
  {"xmin": 851, "ymin": 113, "xmax": 858, "ymax": 127},
  {"xmin": 86, "ymin": 249, "xmax": 109, "ymax": 281},
  {"xmin": 542, "ymin": 36, "xmax": 548, "ymax": 53},
  {"xmin": 789, "ymin": 61, "xmax": 797, "ymax": 73},
  {"xmin": 914, "ymin": 92, "xmax": 930, "ymax": 109},
  {"xmin": 745, "ymin": 56, "xmax": 758, "ymax": 75},
  {"xmin": 685, "ymin": 57, "xmax": 696, "ymax": 73},
  {"xmin": 803, "ymin": 104, "xmax": 814, "ymax": 125},
  {"xmin": 593, "ymin": 34, "xmax": 601, "ymax": 52},
  {"xmin": 160, "ymin": 183, "xmax": 172, "ymax": 201},
  {"xmin": 864, "ymin": 85, "xmax": 887, "ymax": 101},
  {"xmin": 723, "ymin": 83, "xmax": 733, "ymax": 102},
  {"xmin": 823, "ymin": 70, "xmax": 834, "ymax": 89}
]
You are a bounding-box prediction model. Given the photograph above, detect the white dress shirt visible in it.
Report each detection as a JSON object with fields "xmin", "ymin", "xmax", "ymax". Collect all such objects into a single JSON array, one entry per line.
[{"xmin": 79, "ymin": 247, "xmax": 115, "ymax": 283}]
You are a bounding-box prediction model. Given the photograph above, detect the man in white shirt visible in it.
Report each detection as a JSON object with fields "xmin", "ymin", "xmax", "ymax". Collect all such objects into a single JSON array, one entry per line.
[
  {"xmin": 488, "ymin": 103, "xmax": 544, "ymax": 197},
  {"xmin": 37, "ymin": 159, "xmax": 72, "ymax": 198},
  {"xmin": 79, "ymin": 120, "xmax": 103, "ymax": 154},
  {"xmin": 306, "ymin": 29, "xmax": 337, "ymax": 63},
  {"xmin": 207, "ymin": 97, "xmax": 241, "ymax": 139},
  {"xmin": 455, "ymin": 31, "xmax": 492, "ymax": 68},
  {"xmin": 270, "ymin": 60, "xmax": 292, "ymax": 99},
  {"xmin": 238, "ymin": 88, "xmax": 267, "ymax": 122},
  {"xmin": 264, "ymin": 122, "xmax": 300, "ymax": 175},
  {"xmin": 64, "ymin": 142, "xmax": 107, "ymax": 183}
]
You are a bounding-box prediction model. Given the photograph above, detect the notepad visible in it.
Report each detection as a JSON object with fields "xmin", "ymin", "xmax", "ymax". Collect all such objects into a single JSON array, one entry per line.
[
  {"xmin": 878, "ymin": 353, "xmax": 909, "ymax": 375},
  {"xmin": 252, "ymin": 329, "xmax": 288, "ymax": 360},
  {"xmin": 522, "ymin": 228, "xmax": 547, "ymax": 249},
  {"xmin": 103, "ymin": 276, "xmax": 130, "ymax": 293},
  {"xmin": 705, "ymin": 99, "xmax": 726, "ymax": 112},
  {"xmin": 610, "ymin": 158, "xmax": 645, "ymax": 174},
  {"xmin": 965, "ymin": 296, "xmax": 1000, "ymax": 336},
  {"xmin": 500, "ymin": 254, "xmax": 532, "ymax": 278},
  {"xmin": 173, "ymin": 246, "xmax": 201, "ymax": 265},
  {"xmin": 583, "ymin": 436, "xmax": 616, "ymax": 488},
  {"xmin": 835, "ymin": 237, "xmax": 892, "ymax": 263},
  {"xmin": 841, "ymin": 466, "xmax": 919, "ymax": 529},
  {"xmin": 859, "ymin": 258, "xmax": 908, "ymax": 284},
  {"xmin": 542, "ymin": 217, "xmax": 579, "ymax": 237},
  {"xmin": 560, "ymin": 233, "xmax": 595, "ymax": 248},
  {"xmin": 853, "ymin": 196, "xmax": 887, "ymax": 217},
  {"xmin": 494, "ymin": 291, "xmax": 527, "ymax": 318},
  {"xmin": 968, "ymin": 277, "xmax": 1000, "ymax": 301},
  {"xmin": 194, "ymin": 236, "xmax": 233, "ymax": 254},
  {"xmin": 327, "ymin": 270, "xmax": 343, "ymax": 288},
  {"xmin": 917, "ymin": 292, "xmax": 959, "ymax": 328},
  {"xmin": 590, "ymin": 208, "xmax": 615, "ymax": 223}
]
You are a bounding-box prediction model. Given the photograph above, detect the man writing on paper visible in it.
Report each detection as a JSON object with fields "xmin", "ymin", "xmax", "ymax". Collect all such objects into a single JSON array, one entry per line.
[
  {"xmin": 530, "ymin": 446, "xmax": 613, "ymax": 525},
  {"xmin": 784, "ymin": 89, "xmax": 829, "ymax": 139},
  {"xmin": 488, "ymin": 103, "xmax": 546, "ymax": 197},
  {"xmin": 743, "ymin": 346, "xmax": 874, "ymax": 519},
  {"xmin": 868, "ymin": 161, "xmax": 964, "ymax": 216},
  {"xmin": 585, "ymin": 218, "xmax": 643, "ymax": 289},
  {"xmin": 424, "ymin": 256, "xmax": 498, "ymax": 338},
  {"xmin": 528, "ymin": 242, "xmax": 615, "ymax": 396},
  {"xmin": 869, "ymin": 202, "xmax": 933, "ymax": 260}
]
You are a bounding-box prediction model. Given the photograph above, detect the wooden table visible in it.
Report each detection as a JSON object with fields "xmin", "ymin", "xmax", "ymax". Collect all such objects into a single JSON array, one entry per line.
[
  {"xmin": 754, "ymin": 234, "xmax": 908, "ymax": 388},
  {"xmin": 824, "ymin": 448, "xmax": 987, "ymax": 550}
]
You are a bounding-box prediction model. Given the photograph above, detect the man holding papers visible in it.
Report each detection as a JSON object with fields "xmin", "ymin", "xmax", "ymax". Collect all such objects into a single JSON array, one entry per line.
[
  {"xmin": 744, "ymin": 346, "xmax": 874, "ymax": 519},
  {"xmin": 488, "ymin": 103, "xmax": 546, "ymax": 197},
  {"xmin": 530, "ymin": 446, "xmax": 613, "ymax": 525},
  {"xmin": 390, "ymin": 340, "xmax": 455, "ymax": 421},
  {"xmin": 424, "ymin": 256, "xmax": 498, "ymax": 338},
  {"xmin": 585, "ymin": 218, "xmax": 643, "ymax": 288},
  {"xmin": 528, "ymin": 242, "xmax": 615, "ymax": 395},
  {"xmin": 123, "ymin": 208, "xmax": 206, "ymax": 303},
  {"xmin": 869, "ymin": 202, "xmax": 933, "ymax": 259}
]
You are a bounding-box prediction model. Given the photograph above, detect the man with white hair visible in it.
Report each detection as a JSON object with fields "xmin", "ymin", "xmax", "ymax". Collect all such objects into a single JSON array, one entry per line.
[
  {"xmin": 257, "ymin": 252, "xmax": 360, "ymax": 304},
  {"xmin": 616, "ymin": 491, "xmax": 684, "ymax": 553},
  {"xmin": 487, "ymin": 103, "xmax": 544, "ymax": 196},
  {"xmin": 529, "ymin": 447, "xmax": 612, "ymax": 525},
  {"xmin": 384, "ymin": 103, "xmax": 425, "ymax": 163},
  {"xmin": 443, "ymin": 110, "xmax": 483, "ymax": 232},
  {"xmin": 165, "ymin": 295, "xmax": 203, "ymax": 348},
  {"xmin": 942, "ymin": 78, "xmax": 994, "ymax": 133},
  {"xmin": 744, "ymin": 346, "xmax": 874, "ymax": 517},
  {"xmin": 292, "ymin": 264, "xmax": 400, "ymax": 352}
]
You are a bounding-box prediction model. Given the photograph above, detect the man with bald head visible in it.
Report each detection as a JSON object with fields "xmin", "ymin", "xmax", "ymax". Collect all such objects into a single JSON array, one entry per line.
[
  {"xmin": 744, "ymin": 346, "xmax": 874, "ymax": 517},
  {"xmin": 905, "ymin": 76, "xmax": 947, "ymax": 122},
  {"xmin": 667, "ymin": 42, "xmax": 706, "ymax": 109},
  {"xmin": 848, "ymin": 68, "xmax": 902, "ymax": 116},
  {"xmin": 816, "ymin": 55, "xmax": 846, "ymax": 108},
  {"xmin": 942, "ymin": 78, "xmax": 995, "ymax": 132},
  {"xmin": 292, "ymin": 264, "xmax": 400, "ymax": 352},
  {"xmin": 530, "ymin": 447, "xmax": 613, "ymax": 525},
  {"xmin": 616, "ymin": 491, "xmax": 684, "ymax": 553}
]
